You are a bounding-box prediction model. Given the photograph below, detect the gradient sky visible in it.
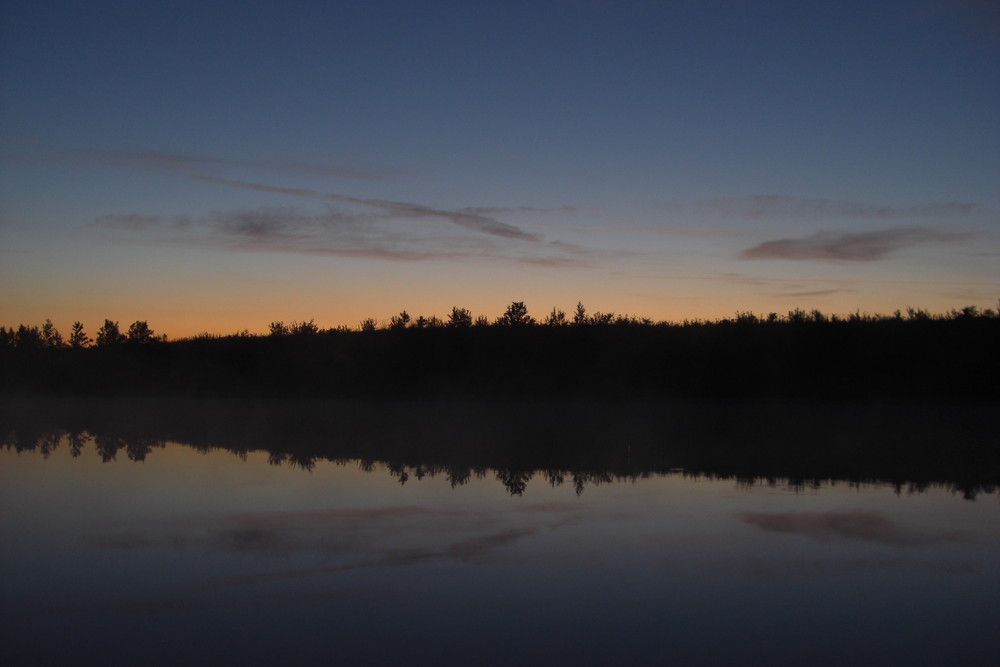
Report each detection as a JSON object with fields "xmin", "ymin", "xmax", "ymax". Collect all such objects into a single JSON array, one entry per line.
[{"xmin": 1, "ymin": 0, "xmax": 998, "ymax": 337}]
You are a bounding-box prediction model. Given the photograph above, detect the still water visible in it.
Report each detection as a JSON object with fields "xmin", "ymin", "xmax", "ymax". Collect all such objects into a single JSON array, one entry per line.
[{"xmin": 2, "ymin": 401, "xmax": 998, "ymax": 666}]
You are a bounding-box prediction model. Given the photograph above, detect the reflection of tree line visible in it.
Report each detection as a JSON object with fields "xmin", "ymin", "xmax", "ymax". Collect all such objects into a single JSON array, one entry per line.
[
  {"xmin": 1, "ymin": 303, "xmax": 998, "ymax": 398},
  {"xmin": 4, "ymin": 427, "xmax": 663, "ymax": 495},
  {"xmin": 2, "ymin": 397, "xmax": 997, "ymax": 499},
  {"xmin": 7, "ymin": 428, "xmax": 166, "ymax": 462}
]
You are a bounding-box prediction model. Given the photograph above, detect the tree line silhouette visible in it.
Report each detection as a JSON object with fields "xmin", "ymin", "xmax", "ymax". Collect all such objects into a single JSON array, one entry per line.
[
  {"xmin": 1, "ymin": 302, "xmax": 997, "ymax": 398},
  {"xmin": 1, "ymin": 318, "xmax": 163, "ymax": 349},
  {"xmin": 2, "ymin": 397, "xmax": 996, "ymax": 498}
]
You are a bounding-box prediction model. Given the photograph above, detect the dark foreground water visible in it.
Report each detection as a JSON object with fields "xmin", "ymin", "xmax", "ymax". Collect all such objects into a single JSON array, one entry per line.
[{"xmin": 1, "ymin": 399, "xmax": 998, "ymax": 666}]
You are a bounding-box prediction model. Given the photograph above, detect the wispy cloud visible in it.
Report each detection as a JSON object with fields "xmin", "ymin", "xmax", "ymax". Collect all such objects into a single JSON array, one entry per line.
[
  {"xmin": 629, "ymin": 270, "xmax": 1000, "ymax": 288},
  {"xmin": 57, "ymin": 147, "xmax": 403, "ymax": 180},
  {"xmin": 775, "ymin": 289, "xmax": 856, "ymax": 298},
  {"xmin": 89, "ymin": 176, "xmax": 640, "ymax": 267},
  {"xmin": 91, "ymin": 213, "xmax": 183, "ymax": 231},
  {"xmin": 93, "ymin": 208, "xmax": 483, "ymax": 262},
  {"xmin": 517, "ymin": 255, "xmax": 594, "ymax": 268},
  {"xmin": 91, "ymin": 204, "xmax": 622, "ymax": 268},
  {"xmin": 459, "ymin": 204, "xmax": 582, "ymax": 216},
  {"xmin": 194, "ymin": 175, "xmax": 542, "ymax": 242},
  {"xmin": 738, "ymin": 510, "xmax": 965, "ymax": 546},
  {"xmin": 661, "ymin": 195, "xmax": 990, "ymax": 221},
  {"xmin": 739, "ymin": 227, "xmax": 969, "ymax": 262},
  {"xmin": 517, "ymin": 240, "xmax": 634, "ymax": 268}
]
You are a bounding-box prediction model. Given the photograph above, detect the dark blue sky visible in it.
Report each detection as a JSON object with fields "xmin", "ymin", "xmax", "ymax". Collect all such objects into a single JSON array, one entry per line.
[{"xmin": 1, "ymin": 0, "xmax": 997, "ymax": 333}]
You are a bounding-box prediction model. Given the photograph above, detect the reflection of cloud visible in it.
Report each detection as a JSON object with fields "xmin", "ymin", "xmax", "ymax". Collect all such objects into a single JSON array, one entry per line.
[
  {"xmin": 104, "ymin": 523, "xmax": 545, "ymax": 613},
  {"xmin": 145, "ymin": 523, "xmax": 548, "ymax": 594},
  {"xmin": 194, "ymin": 175, "xmax": 542, "ymax": 242},
  {"xmin": 740, "ymin": 228, "xmax": 969, "ymax": 262},
  {"xmin": 235, "ymin": 506, "xmax": 438, "ymax": 520},
  {"xmin": 444, "ymin": 528, "xmax": 537, "ymax": 561},
  {"xmin": 738, "ymin": 510, "xmax": 964, "ymax": 546},
  {"xmin": 662, "ymin": 195, "xmax": 990, "ymax": 221},
  {"xmin": 515, "ymin": 502, "xmax": 583, "ymax": 514},
  {"xmin": 217, "ymin": 528, "xmax": 285, "ymax": 552},
  {"xmin": 90, "ymin": 503, "xmax": 584, "ymax": 574},
  {"xmin": 90, "ymin": 534, "xmax": 166, "ymax": 549},
  {"xmin": 84, "ymin": 502, "xmax": 588, "ymax": 600}
]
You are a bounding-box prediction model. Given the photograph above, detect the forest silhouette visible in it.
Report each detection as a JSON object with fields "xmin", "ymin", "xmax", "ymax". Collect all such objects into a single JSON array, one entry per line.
[{"xmin": 1, "ymin": 302, "xmax": 997, "ymax": 399}]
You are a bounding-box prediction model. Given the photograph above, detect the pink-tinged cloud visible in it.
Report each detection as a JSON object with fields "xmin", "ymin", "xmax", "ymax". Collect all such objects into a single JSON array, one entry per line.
[{"xmin": 739, "ymin": 227, "xmax": 969, "ymax": 262}]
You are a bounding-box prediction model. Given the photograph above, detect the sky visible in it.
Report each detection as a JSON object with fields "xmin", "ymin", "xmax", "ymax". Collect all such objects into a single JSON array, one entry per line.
[{"xmin": 1, "ymin": 0, "xmax": 998, "ymax": 337}]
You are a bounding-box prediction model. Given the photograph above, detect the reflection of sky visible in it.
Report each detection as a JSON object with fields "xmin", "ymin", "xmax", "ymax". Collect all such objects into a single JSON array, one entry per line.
[
  {"xmin": 1, "ymin": 1, "xmax": 998, "ymax": 336},
  {"xmin": 2, "ymin": 442, "xmax": 999, "ymax": 664}
]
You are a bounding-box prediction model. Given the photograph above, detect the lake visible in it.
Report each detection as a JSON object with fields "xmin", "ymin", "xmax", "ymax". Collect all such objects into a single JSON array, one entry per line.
[{"xmin": 1, "ymin": 398, "xmax": 997, "ymax": 665}]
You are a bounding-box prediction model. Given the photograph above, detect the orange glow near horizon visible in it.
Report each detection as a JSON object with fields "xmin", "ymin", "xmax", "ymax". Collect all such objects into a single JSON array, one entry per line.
[{"xmin": 3, "ymin": 275, "xmax": 995, "ymax": 340}]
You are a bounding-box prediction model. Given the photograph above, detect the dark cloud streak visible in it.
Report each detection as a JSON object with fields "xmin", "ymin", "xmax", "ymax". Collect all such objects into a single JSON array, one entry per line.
[
  {"xmin": 90, "ymin": 205, "xmax": 624, "ymax": 267},
  {"xmin": 193, "ymin": 175, "xmax": 542, "ymax": 242},
  {"xmin": 740, "ymin": 228, "xmax": 969, "ymax": 262},
  {"xmin": 94, "ymin": 209, "xmax": 472, "ymax": 262}
]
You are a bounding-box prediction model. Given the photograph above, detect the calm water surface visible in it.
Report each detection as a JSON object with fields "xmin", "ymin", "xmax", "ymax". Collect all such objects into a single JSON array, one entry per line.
[{"xmin": 2, "ymin": 425, "xmax": 998, "ymax": 666}]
